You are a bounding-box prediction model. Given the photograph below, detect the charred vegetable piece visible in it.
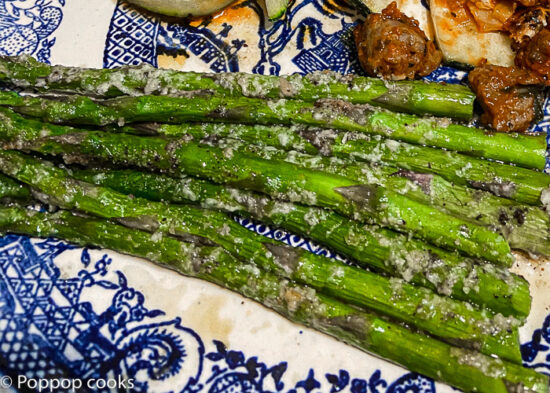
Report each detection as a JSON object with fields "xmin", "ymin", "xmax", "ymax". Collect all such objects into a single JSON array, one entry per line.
[
  {"xmin": 465, "ymin": 0, "xmax": 516, "ymax": 33},
  {"xmin": 354, "ymin": 2, "xmax": 442, "ymax": 80}
]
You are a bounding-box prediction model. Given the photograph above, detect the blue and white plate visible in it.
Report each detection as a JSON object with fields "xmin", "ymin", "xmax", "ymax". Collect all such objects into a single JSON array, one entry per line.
[{"xmin": 0, "ymin": 1, "xmax": 549, "ymax": 392}]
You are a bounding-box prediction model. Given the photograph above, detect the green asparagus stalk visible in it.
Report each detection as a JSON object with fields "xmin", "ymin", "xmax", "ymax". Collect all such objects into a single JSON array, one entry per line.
[
  {"xmin": 3, "ymin": 128, "xmax": 514, "ymax": 264},
  {"xmin": 0, "ymin": 55, "xmax": 475, "ymax": 118},
  {"xmin": 0, "ymin": 173, "xmax": 31, "ymax": 202},
  {"xmin": 0, "ymin": 151, "xmax": 523, "ymax": 361},
  {"xmin": 0, "ymin": 206, "xmax": 545, "ymax": 393},
  {"xmin": 125, "ymin": 121, "xmax": 550, "ymax": 255},
  {"xmin": 207, "ymin": 137, "xmax": 550, "ymax": 254},
  {"xmin": 0, "ymin": 90, "xmax": 545, "ymax": 170},
  {"xmin": 138, "ymin": 122, "xmax": 550, "ymax": 206},
  {"xmin": 0, "ymin": 107, "xmax": 543, "ymax": 256},
  {"xmin": 72, "ymin": 167, "xmax": 532, "ymax": 317},
  {"xmin": 327, "ymin": 135, "xmax": 550, "ymax": 206}
]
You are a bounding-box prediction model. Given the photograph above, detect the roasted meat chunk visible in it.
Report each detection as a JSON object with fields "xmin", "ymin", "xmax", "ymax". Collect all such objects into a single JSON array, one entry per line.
[
  {"xmin": 515, "ymin": 27, "xmax": 550, "ymax": 79},
  {"xmin": 469, "ymin": 64, "xmax": 544, "ymax": 132},
  {"xmin": 504, "ymin": 6, "xmax": 549, "ymax": 48},
  {"xmin": 353, "ymin": 2, "xmax": 442, "ymax": 80}
]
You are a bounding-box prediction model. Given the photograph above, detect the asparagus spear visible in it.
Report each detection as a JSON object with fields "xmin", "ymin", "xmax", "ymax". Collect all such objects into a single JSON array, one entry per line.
[
  {"xmin": 3, "ymin": 129, "xmax": 514, "ymax": 264},
  {"xmin": 72, "ymin": 167, "xmax": 531, "ymax": 317},
  {"xmin": 0, "ymin": 107, "xmax": 543, "ymax": 256},
  {"xmin": 0, "ymin": 151, "xmax": 523, "ymax": 361},
  {"xmin": 137, "ymin": 122, "xmax": 550, "ymax": 206},
  {"xmin": 0, "ymin": 90, "xmax": 545, "ymax": 170},
  {"xmin": 327, "ymin": 135, "xmax": 550, "ymax": 206},
  {"xmin": 208, "ymin": 137, "xmax": 550, "ymax": 254},
  {"xmin": 0, "ymin": 55, "xmax": 475, "ymax": 118},
  {"xmin": 0, "ymin": 173, "xmax": 31, "ymax": 202},
  {"xmin": 125, "ymin": 121, "xmax": 550, "ymax": 255},
  {"xmin": 0, "ymin": 206, "xmax": 545, "ymax": 393}
]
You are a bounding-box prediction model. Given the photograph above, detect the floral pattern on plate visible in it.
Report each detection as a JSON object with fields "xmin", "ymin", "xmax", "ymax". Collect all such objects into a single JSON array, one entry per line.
[{"xmin": 0, "ymin": 1, "xmax": 549, "ymax": 392}]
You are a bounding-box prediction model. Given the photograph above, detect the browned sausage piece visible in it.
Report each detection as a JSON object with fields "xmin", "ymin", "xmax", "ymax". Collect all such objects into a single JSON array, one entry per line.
[
  {"xmin": 469, "ymin": 64, "xmax": 544, "ymax": 132},
  {"xmin": 353, "ymin": 2, "xmax": 442, "ymax": 80}
]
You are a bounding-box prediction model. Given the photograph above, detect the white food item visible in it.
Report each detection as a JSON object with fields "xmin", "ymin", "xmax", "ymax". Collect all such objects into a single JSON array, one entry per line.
[{"xmin": 429, "ymin": 0, "xmax": 515, "ymax": 66}]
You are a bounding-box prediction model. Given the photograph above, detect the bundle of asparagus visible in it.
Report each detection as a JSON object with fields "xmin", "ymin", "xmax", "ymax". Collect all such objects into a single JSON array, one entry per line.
[{"xmin": 0, "ymin": 56, "xmax": 548, "ymax": 392}]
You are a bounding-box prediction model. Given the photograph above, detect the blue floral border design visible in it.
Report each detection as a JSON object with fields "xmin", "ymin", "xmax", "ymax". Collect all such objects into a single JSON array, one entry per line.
[{"xmin": 0, "ymin": 0, "xmax": 64, "ymax": 63}]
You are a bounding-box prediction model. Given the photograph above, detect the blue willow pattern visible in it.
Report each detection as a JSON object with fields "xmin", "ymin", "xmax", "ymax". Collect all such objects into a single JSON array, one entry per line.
[
  {"xmin": 0, "ymin": 0, "xmax": 64, "ymax": 63},
  {"xmin": 0, "ymin": 0, "xmax": 548, "ymax": 391}
]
